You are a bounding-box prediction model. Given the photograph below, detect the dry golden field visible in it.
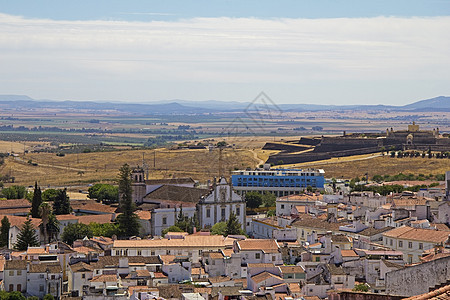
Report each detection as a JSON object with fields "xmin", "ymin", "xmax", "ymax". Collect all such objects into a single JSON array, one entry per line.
[
  {"xmin": 294, "ymin": 154, "xmax": 450, "ymax": 179},
  {"xmin": 0, "ymin": 147, "xmax": 258, "ymax": 187}
]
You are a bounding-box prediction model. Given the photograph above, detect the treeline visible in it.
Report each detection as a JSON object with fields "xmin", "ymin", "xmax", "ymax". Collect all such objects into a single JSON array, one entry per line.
[
  {"xmin": 372, "ymin": 173, "xmax": 445, "ymax": 182},
  {"xmin": 0, "ymin": 124, "xmax": 199, "ymax": 135},
  {"xmin": 352, "ymin": 183, "xmax": 437, "ymax": 195}
]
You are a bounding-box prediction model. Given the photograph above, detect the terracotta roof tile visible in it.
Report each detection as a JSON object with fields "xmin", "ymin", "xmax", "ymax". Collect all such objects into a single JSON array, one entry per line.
[
  {"xmin": 70, "ymin": 262, "xmax": 94, "ymax": 272},
  {"xmin": 292, "ymin": 214, "xmax": 348, "ymax": 231},
  {"xmin": 113, "ymin": 235, "xmax": 233, "ymax": 249},
  {"xmin": 288, "ymin": 282, "xmax": 301, "ymax": 293},
  {"xmin": 237, "ymin": 239, "xmax": 279, "ymax": 253},
  {"xmin": 90, "ymin": 274, "xmax": 117, "ymax": 282},
  {"xmin": 0, "ymin": 199, "xmax": 31, "ymax": 209},
  {"xmin": 136, "ymin": 210, "xmax": 151, "ymax": 220},
  {"xmin": 70, "ymin": 200, "xmax": 117, "ymax": 214},
  {"xmin": 383, "ymin": 226, "xmax": 450, "ymax": 243},
  {"xmin": 29, "ymin": 263, "xmax": 62, "ymax": 273},
  {"xmin": 251, "ymin": 271, "xmax": 283, "ymax": 284},
  {"xmin": 341, "ymin": 250, "xmax": 359, "ymax": 257},
  {"xmin": 404, "ymin": 284, "xmax": 450, "ymax": 300},
  {"xmin": 143, "ymin": 185, "xmax": 209, "ymax": 203},
  {"xmin": 247, "ymin": 263, "xmax": 276, "ymax": 268},
  {"xmin": 5, "ymin": 260, "xmax": 27, "ymax": 270},
  {"xmin": 278, "ymin": 266, "xmax": 305, "ymax": 273},
  {"xmin": 0, "ymin": 215, "xmax": 41, "ymax": 228}
]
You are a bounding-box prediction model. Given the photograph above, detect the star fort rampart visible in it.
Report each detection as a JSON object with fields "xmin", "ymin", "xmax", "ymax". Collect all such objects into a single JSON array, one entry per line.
[{"xmin": 266, "ymin": 122, "xmax": 450, "ymax": 165}]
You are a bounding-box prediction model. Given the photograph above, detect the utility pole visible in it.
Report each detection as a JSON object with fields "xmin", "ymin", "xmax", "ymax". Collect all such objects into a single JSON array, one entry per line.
[{"xmin": 218, "ymin": 147, "xmax": 223, "ymax": 178}]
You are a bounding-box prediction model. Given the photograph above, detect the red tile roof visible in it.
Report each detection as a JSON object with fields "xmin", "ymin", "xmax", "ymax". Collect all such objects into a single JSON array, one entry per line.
[
  {"xmin": 237, "ymin": 239, "xmax": 279, "ymax": 253},
  {"xmin": 383, "ymin": 226, "xmax": 450, "ymax": 243}
]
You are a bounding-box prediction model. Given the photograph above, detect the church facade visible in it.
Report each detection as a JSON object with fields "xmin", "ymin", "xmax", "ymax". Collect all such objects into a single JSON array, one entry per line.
[{"xmin": 197, "ymin": 177, "xmax": 246, "ymax": 231}]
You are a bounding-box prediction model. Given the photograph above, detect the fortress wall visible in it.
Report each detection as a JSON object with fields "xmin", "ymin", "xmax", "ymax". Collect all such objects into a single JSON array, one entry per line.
[
  {"xmin": 298, "ymin": 137, "xmax": 322, "ymax": 146},
  {"xmin": 266, "ymin": 146, "xmax": 387, "ymax": 165},
  {"xmin": 262, "ymin": 142, "xmax": 310, "ymax": 152}
]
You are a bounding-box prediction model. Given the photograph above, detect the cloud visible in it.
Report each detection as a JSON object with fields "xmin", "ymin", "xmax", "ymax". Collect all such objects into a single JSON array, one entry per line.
[{"xmin": 0, "ymin": 13, "xmax": 449, "ymax": 103}]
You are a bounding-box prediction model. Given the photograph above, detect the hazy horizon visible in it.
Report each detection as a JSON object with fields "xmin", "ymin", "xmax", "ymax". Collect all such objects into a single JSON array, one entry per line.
[{"xmin": 1, "ymin": 1, "xmax": 449, "ymax": 106}]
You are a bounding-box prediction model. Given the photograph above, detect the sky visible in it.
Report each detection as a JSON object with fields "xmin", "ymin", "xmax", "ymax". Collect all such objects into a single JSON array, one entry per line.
[{"xmin": 0, "ymin": 0, "xmax": 449, "ymax": 105}]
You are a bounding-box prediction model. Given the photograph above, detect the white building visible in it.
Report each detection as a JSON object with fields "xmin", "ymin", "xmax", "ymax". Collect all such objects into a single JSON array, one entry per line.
[
  {"xmin": 26, "ymin": 263, "xmax": 63, "ymax": 299},
  {"xmin": 382, "ymin": 226, "xmax": 450, "ymax": 264},
  {"xmin": 235, "ymin": 239, "xmax": 283, "ymax": 265},
  {"xmin": 3, "ymin": 260, "xmax": 27, "ymax": 293},
  {"xmin": 197, "ymin": 177, "xmax": 246, "ymax": 231},
  {"xmin": 150, "ymin": 206, "xmax": 196, "ymax": 236},
  {"xmin": 112, "ymin": 235, "xmax": 235, "ymax": 263}
]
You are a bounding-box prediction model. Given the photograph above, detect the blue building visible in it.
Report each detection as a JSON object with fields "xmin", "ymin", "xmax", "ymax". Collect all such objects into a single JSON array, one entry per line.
[{"xmin": 231, "ymin": 168, "xmax": 325, "ymax": 196}]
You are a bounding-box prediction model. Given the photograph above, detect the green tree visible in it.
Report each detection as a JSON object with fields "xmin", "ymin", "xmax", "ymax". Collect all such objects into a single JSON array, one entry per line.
[
  {"xmin": 353, "ymin": 283, "xmax": 369, "ymax": 292},
  {"xmin": 161, "ymin": 225, "xmax": 183, "ymax": 237},
  {"xmin": 225, "ymin": 212, "xmax": 244, "ymax": 236},
  {"xmin": 266, "ymin": 209, "xmax": 276, "ymax": 217},
  {"xmin": 88, "ymin": 184, "xmax": 119, "ymax": 204},
  {"xmin": 5, "ymin": 292, "xmax": 26, "ymax": 300},
  {"xmin": 116, "ymin": 164, "xmax": 140, "ymax": 237},
  {"xmin": 52, "ymin": 188, "xmax": 71, "ymax": 215},
  {"xmin": 62, "ymin": 223, "xmax": 93, "ymax": 245},
  {"xmin": 211, "ymin": 222, "xmax": 227, "ymax": 236},
  {"xmin": 42, "ymin": 189, "xmax": 59, "ymax": 202},
  {"xmin": 245, "ymin": 191, "xmax": 262, "ymax": 209},
  {"xmin": 15, "ymin": 218, "xmax": 40, "ymax": 251},
  {"xmin": 0, "ymin": 216, "xmax": 10, "ymax": 247},
  {"xmin": 261, "ymin": 192, "xmax": 276, "ymax": 207},
  {"xmin": 43, "ymin": 294, "xmax": 55, "ymax": 300},
  {"xmin": 0, "ymin": 185, "xmax": 26, "ymax": 199},
  {"xmin": 88, "ymin": 222, "xmax": 119, "ymax": 237},
  {"xmin": 31, "ymin": 182, "xmax": 42, "ymax": 218}
]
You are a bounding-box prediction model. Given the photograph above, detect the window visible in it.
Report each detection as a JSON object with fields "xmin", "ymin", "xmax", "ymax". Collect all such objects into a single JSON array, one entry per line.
[
  {"xmin": 281, "ymin": 204, "xmax": 284, "ymax": 209},
  {"xmin": 39, "ymin": 285, "xmax": 44, "ymax": 292},
  {"xmin": 419, "ymin": 243, "xmax": 423, "ymax": 250},
  {"xmin": 399, "ymin": 241, "xmax": 403, "ymax": 248},
  {"xmin": 151, "ymin": 251, "xmax": 155, "ymax": 255},
  {"xmin": 408, "ymin": 242, "xmax": 412, "ymax": 248},
  {"xmin": 39, "ymin": 274, "xmax": 44, "ymax": 279},
  {"xmin": 115, "ymin": 250, "xmax": 120, "ymax": 256},
  {"xmin": 162, "ymin": 217, "xmax": 167, "ymax": 225},
  {"xmin": 82, "ymin": 274, "xmax": 85, "ymax": 279},
  {"xmin": 236, "ymin": 207, "xmax": 240, "ymax": 216},
  {"xmin": 17, "ymin": 270, "xmax": 22, "ymax": 276},
  {"xmin": 272, "ymin": 256, "xmax": 276, "ymax": 261},
  {"xmin": 9, "ymin": 271, "xmax": 14, "ymax": 276},
  {"xmin": 137, "ymin": 250, "xmax": 142, "ymax": 256},
  {"xmin": 221, "ymin": 208, "xmax": 226, "ymax": 220},
  {"xmin": 206, "ymin": 208, "xmax": 211, "ymax": 218},
  {"xmin": 390, "ymin": 239, "xmax": 393, "ymax": 246},
  {"xmin": 315, "ymin": 257, "xmax": 320, "ymax": 262},
  {"xmin": 17, "ymin": 284, "xmax": 21, "ymax": 292},
  {"xmin": 9, "ymin": 284, "xmax": 13, "ymax": 292},
  {"xmin": 255, "ymin": 253, "xmax": 261, "ymax": 259}
]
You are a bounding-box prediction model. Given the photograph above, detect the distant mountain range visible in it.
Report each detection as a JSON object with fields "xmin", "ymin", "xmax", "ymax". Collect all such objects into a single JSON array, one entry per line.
[{"xmin": 0, "ymin": 95, "xmax": 448, "ymax": 114}]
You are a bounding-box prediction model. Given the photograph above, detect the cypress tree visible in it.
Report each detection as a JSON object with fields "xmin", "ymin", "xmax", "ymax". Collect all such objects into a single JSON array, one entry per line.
[
  {"xmin": 116, "ymin": 164, "xmax": 140, "ymax": 237},
  {"xmin": 225, "ymin": 212, "xmax": 243, "ymax": 236},
  {"xmin": 31, "ymin": 182, "xmax": 42, "ymax": 218},
  {"xmin": 0, "ymin": 216, "xmax": 10, "ymax": 247},
  {"xmin": 15, "ymin": 218, "xmax": 39, "ymax": 250},
  {"xmin": 53, "ymin": 188, "xmax": 71, "ymax": 215}
]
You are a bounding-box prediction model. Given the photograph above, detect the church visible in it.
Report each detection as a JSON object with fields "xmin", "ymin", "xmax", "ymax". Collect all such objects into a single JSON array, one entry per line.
[{"xmin": 130, "ymin": 167, "xmax": 246, "ymax": 236}]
